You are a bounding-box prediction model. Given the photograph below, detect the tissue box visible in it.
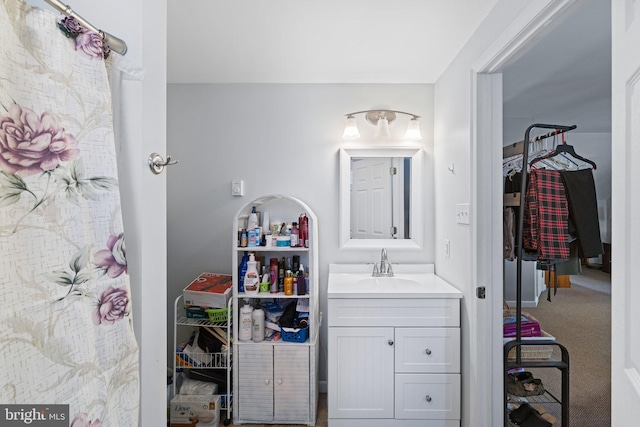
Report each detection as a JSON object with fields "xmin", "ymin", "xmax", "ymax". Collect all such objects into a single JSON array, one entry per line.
[
  {"xmin": 170, "ymin": 394, "xmax": 220, "ymax": 427},
  {"xmin": 183, "ymin": 273, "xmax": 232, "ymax": 309}
]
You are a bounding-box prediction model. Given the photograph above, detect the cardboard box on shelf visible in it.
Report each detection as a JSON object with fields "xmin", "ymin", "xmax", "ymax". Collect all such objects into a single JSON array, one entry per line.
[
  {"xmin": 170, "ymin": 394, "xmax": 220, "ymax": 427},
  {"xmin": 183, "ymin": 273, "xmax": 232, "ymax": 309}
]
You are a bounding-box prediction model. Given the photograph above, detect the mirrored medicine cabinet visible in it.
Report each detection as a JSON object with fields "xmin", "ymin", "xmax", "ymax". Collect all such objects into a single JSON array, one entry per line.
[{"xmin": 339, "ymin": 147, "xmax": 424, "ymax": 250}]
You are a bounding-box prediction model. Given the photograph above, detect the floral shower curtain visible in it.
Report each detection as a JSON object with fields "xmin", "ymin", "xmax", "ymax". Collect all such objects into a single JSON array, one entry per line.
[{"xmin": 0, "ymin": 0, "xmax": 139, "ymax": 425}]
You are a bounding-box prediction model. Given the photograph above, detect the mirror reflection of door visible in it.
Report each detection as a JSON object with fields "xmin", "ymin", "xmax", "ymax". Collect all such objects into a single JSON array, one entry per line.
[{"xmin": 350, "ymin": 157, "xmax": 395, "ymax": 239}]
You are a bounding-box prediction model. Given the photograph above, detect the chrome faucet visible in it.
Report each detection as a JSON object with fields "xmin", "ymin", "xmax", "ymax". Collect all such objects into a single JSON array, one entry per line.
[{"xmin": 372, "ymin": 248, "xmax": 394, "ymax": 277}]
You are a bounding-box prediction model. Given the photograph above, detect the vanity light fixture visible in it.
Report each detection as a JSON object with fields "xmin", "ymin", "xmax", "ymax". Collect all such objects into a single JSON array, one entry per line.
[{"xmin": 342, "ymin": 109, "xmax": 422, "ymax": 140}]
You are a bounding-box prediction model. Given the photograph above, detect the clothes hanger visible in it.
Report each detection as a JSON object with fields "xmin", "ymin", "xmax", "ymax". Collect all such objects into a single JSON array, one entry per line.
[{"xmin": 530, "ymin": 131, "xmax": 597, "ymax": 170}]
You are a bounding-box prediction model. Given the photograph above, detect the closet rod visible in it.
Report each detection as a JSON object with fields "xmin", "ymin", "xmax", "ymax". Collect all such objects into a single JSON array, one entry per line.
[
  {"xmin": 513, "ymin": 123, "xmax": 576, "ymax": 365},
  {"xmin": 44, "ymin": 0, "xmax": 127, "ymax": 55},
  {"xmin": 503, "ymin": 125, "xmax": 577, "ymax": 158}
]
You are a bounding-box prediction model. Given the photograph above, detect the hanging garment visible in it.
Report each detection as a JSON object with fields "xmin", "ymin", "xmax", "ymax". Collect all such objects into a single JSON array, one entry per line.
[
  {"xmin": 504, "ymin": 207, "xmax": 516, "ymax": 260},
  {"xmin": 560, "ymin": 169, "xmax": 603, "ymax": 258},
  {"xmin": 523, "ymin": 169, "xmax": 570, "ymax": 260},
  {"xmin": 0, "ymin": 1, "xmax": 138, "ymax": 425}
]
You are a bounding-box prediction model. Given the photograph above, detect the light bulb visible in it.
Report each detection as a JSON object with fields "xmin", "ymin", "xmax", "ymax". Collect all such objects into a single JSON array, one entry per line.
[
  {"xmin": 405, "ymin": 117, "xmax": 422, "ymax": 140},
  {"xmin": 342, "ymin": 116, "xmax": 360, "ymax": 139},
  {"xmin": 374, "ymin": 117, "xmax": 391, "ymax": 139}
]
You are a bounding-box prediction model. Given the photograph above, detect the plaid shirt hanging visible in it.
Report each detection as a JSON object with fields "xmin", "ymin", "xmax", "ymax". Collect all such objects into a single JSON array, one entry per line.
[{"xmin": 523, "ymin": 168, "xmax": 570, "ymax": 260}]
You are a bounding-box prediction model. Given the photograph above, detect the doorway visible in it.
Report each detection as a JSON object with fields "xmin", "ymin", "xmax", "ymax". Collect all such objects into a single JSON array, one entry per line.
[{"xmin": 472, "ymin": 0, "xmax": 612, "ymax": 425}]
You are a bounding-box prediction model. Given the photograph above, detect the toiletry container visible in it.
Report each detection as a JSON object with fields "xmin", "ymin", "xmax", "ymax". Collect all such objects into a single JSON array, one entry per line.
[
  {"xmin": 238, "ymin": 251, "xmax": 249, "ymax": 292},
  {"xmin": 251, "ymin": 303, "xmax": 265, "ymax": 342},
  {"xmin": 247, "ymin": 206, "xmax": 259, "ymax": 230},
  {"xmin": 243, "ymin": 253, "xmax": 259, "ymax": 294},
  {"xmin": 238, "ymin": 300, "xmax": 252, "ymax": 342}
]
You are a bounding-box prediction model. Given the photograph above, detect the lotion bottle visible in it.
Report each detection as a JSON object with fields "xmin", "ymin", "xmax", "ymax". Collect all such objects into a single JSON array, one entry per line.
[
  {"xmin": 251, "ymin": 302, "xmax": 265, "ymax": 342},
  {"xmin": 243, "ymin": 253, "xmax": 259, "ymax": 294},
  {"xmin": 247, "ymin": 206, "xmax": 259, "ymax": 230},
  {"xmin": 239, "ymin": 299, "xmax": 252, "ymax": 342}
]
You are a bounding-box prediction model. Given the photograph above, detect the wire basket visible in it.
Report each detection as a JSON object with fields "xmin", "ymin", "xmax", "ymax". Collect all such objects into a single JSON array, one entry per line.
[{"xmin": 205, "ymin": 307, "xmax": 228, "ymax": 323}]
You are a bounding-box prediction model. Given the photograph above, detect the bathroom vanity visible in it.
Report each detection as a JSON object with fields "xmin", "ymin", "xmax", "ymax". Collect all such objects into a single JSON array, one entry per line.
[{"xmin": 327, "ymin": 264, "xmax": 462, "ymax": 427}]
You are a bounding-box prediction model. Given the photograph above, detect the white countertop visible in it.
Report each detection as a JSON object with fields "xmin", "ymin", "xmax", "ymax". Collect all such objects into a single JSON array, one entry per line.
[{"xmin": 327, "ymin": 263, "xmax": 463, "ymax": 299}]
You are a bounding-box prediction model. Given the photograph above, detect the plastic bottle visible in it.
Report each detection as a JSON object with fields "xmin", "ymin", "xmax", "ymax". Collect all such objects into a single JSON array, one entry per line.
[
  {"xmin": 238, "ymin": 251, "xmax": 248, "ymax": 293},
  {"xmin": 240, "ymin": 229, "xmax": 248, "ymax": 247},
  {"xmin": 259, "ymin": 266, "xmax": 270, "ymax": 293},
  {"xmin": 238, "ymin": 299, "xmax": 252, "ymax": 342},
  {"xmin": 297, "ymin": 263, "xmax": 306, "ymax": 295},
  {"xmin": 290, "ymin": 222, "xmax": 299, "ymax": 247},
  {"xmin": 278, "ymin": 258, "xmax": 285, "ymax": 293},
  {"xmin": 284, "ymin": 270, "xmax": 294, "ymax": 296},
  {"xmin": 251, "ymin": 303, "xmax": 265, "ymax": 342},
  {"xmin": 247, "ymin": 206, "xmax": 259, "ymax": 230},
  {"xmin": 243, "ymin": 253, "xmax": 260, "ymax": 294},
  {"xmin": 299, "ymin": 213, "xmax": 309, "ymax": 247},
  {"xmin": 270, "ymin": 258, "xmax": 279, "ymax": 293}
]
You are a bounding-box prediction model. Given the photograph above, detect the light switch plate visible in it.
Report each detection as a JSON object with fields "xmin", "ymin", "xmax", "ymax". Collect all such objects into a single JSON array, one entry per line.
[
  {"xmin": 456, "ymin": 203, "xmax": 470, "ymax": 224},
  {"xmin": 231, "ymin": 179, "xmax": 244, "ymax": 196}
]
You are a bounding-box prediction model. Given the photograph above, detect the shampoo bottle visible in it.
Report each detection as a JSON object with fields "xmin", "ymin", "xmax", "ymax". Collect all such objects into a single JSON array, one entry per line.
[
  {"xmin": 243, "ymin": 253, "xmax": 259, "ymax": 294},
  {"xmin": 251, "ymin": 302, "xmax": 265, "ymax": 342},
  {"xmin": 239, "ymin": 299, "xmax": 252, "ymax": 342}
]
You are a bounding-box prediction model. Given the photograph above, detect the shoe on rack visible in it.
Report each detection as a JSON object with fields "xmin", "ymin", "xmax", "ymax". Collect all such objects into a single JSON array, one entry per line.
[{"xmin": 509, "ymin": 403, "xmax": 555, "ymax": 427}]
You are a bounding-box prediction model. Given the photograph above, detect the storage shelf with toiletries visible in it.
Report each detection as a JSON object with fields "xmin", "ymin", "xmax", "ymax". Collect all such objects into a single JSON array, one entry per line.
[{"xmin": 231, "ymin": 194, "xmax": 319, "ymax": 426}]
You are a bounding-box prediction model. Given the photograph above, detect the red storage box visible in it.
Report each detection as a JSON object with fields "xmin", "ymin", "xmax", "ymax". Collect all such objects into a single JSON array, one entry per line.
[{"xmin": 183, "ymin": 273, "xmax": 232, "ymax": 309}]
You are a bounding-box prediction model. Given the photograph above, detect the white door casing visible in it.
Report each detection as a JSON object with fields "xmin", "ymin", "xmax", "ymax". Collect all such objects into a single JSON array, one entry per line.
[
  {"xmin": 611, "ymin": 0, "xmax": 640, "ymax": 424},
  {"xmin": 469, "ymin": 1, "xmax": 580, "ymax": 425}
]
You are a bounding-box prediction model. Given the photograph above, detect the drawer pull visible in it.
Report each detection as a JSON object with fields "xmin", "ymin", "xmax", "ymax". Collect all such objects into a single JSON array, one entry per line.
[
  {"xmin": 425, "ymin": 349, "xmax": 432, "ymax": 355},
  {"xmin": 388, "ymin": 339, "xmax": 394, "ymax": 346},
  {"xmin": 425, "ymin": 395, "xmax": 432, "ymax": 403}
]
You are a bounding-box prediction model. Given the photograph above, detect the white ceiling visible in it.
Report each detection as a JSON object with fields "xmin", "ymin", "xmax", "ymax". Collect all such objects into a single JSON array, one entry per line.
[
  {"xmin": 167, "ymin": 0, "xmax": 500, "ymax": 84},
  {"xmin": 502, "ymin": 0, "xmax": 611, "ymax": 133}
]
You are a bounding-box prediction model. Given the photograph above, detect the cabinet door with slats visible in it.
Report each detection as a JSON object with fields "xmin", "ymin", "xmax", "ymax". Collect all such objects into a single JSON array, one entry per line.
[
  {"xmin": 274, "ymin": 345, "xmax": 310, "ymax": 422},
  {"xmin": 237, "ymin": 346, "xmax": 274, "ymax": 422}
]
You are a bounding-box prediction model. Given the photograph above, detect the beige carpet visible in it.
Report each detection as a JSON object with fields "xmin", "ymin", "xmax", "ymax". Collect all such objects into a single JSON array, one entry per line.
[{"xmin": 521, "ymin": 272, "xmax": 611, "ymax": 426}]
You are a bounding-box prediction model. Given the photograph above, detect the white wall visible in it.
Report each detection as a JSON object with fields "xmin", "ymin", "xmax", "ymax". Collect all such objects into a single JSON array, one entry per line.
[
  {"xmin": 166, "ymin": 83, "xmax": 435, "ymax": 387},
  {"xmin": 434, "ymin": 1, "xmax": 534, "ymax": 426}
]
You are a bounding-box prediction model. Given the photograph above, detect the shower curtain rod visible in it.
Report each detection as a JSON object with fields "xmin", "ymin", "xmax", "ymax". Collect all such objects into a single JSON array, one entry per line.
[{"xmin": 44, "ymin": 0, "xmax": 127, "ymax": 55}]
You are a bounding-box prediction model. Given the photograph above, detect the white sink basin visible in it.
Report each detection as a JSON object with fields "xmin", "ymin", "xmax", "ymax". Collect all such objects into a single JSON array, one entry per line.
[
  {"xmin": 357, "ymin": 277, "xmax": 421, "ymax": 287},
  {"xmin": 327, "ymin": 263, "xmax": 462, "ymax": 299}
]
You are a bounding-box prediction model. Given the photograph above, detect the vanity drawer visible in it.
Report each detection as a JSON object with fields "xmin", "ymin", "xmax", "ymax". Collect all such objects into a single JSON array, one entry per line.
[
  {"xmin": 328, "ymin": 298, "xmax": 460, "ymax": 327},
  {"xmin": 395, "ymin": 374, "xmax": 461, "ymax": 420},
  {"xmin": 395, "ymin": 328, "xmax": 460, "ymax": 373}
]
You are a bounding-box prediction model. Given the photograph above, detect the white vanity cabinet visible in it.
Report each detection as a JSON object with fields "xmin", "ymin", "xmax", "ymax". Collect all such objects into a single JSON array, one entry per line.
[{"xmin": 327, "ymin": 264, "xmax": 462, "ymax": 427}]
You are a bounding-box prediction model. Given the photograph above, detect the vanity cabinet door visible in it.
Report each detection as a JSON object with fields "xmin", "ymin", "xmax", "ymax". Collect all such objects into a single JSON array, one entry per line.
[
  {"xmin": 395, "ymin": 373, "xmax": 461, "ymax": 420},
  {"xmin": 328, "ymin": 327, "xmax": 395, "ymax": 419},
  {"xmin": 395, "ymin": 328, "xmax": 460, "ymax": 373}
]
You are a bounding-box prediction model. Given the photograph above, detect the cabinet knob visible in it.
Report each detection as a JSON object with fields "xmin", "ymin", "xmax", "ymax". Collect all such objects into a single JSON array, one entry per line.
[
  {"xmin": 425, "ymin": 349, "xmax": 432, "ymax": 355},
  {"xmin": 425, "ymin": 395, "xmax": 432, "ymax": 403},
  {"xmin": 276, "ymin": 378, "xmax": 283, "ymax": 385},
  {"xmin": 264, "ymin": 379, "xmax": 270, "ymax": 385},
  {"xmin": 388, "ymin": 339, "xmax": 394, "ymax": 346}
]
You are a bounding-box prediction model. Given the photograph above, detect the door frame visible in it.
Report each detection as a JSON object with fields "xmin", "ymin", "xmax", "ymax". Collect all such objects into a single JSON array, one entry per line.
[{"xmin": 470, "ymin": 0, "xmax": 579, "ymax": 424}]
